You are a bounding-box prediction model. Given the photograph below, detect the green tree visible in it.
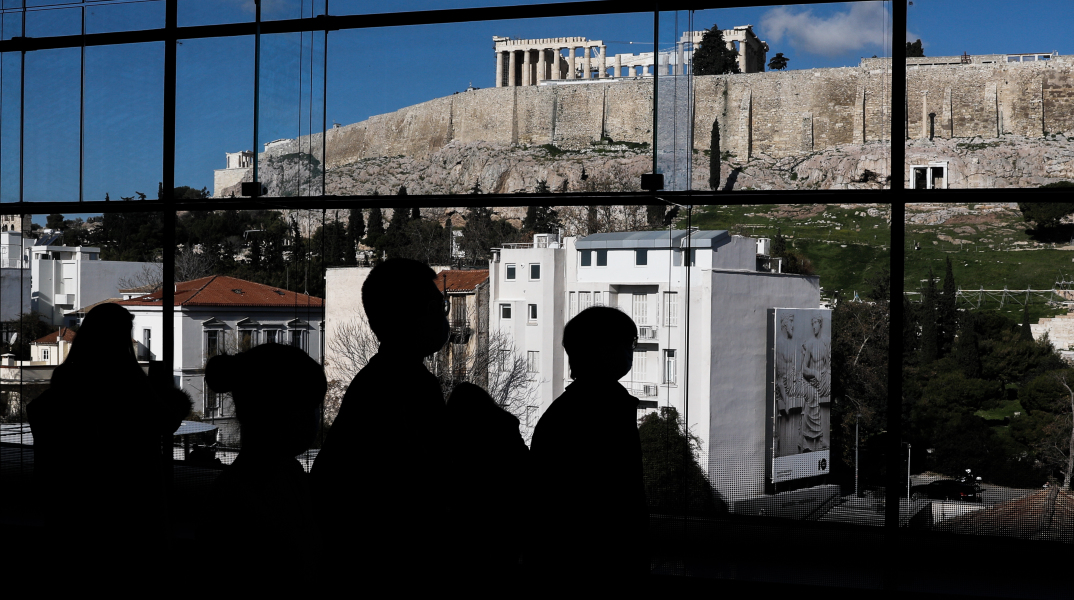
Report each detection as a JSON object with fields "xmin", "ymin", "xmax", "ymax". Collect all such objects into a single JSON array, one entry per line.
[
  {"xmin": 638, "ymin": 407, "xmax": 724, "ymax": 515},
  {"xmin": 1015, "ymin": 369, "xmax": 1074, "ymax": 489},
  {"xmin": 865, "ymin": 266, "xmax": 891, "ymax": 302},
  {"xmin": 646, "ymin": 205, "xmax": 666, "ymax": 229},
  {"xmin": 692, "ymin": 24, "xmax": 741, "ymax": 76},
  {"xmin": 344, "ymin": 209, "xmax": 365, "ymax": 265},
  {"xmin": 1021, "ymin": 303, "xmax": 1035, "ymax": 343},
  {"xmin": 1017, "ymin": 202, "xmax": 1074, "ymax": 231},
  {"xmin": 767, "ymin": 52, "xmax": 789, "ymax": 71},
  {"xmin": 534, "ymin": 179, "xmax": 550, "ymax": 194},
  {"xmin": 46, "ymin": 214, "xmax": 65, "ymax": 230},
  {"xmin": 938, "ymin": 257, "xmax": 958, "ymax": 356},
  {"xmin": 906, "ymin": 39, "xmax": 925, "ymax": 57},
  {"xmin": 523, "ymin": 206, "xmax": 562, "ymax": 234},
  {"xmin": 709, "ymin": 118, "xmax": 721, "ymax": 190},
  {"xmin": 919, "ymin": 268, "xmax": 939, "ymax": 364},
  {"xmin": 364, "ymin": 207, "xmax": 385, "ymax": 249},
  {"xmin": 953, "ymin": 313, "xmax": 982, "ymax": 379},
  {"xmin": 771, "ymin": 228, "xmax": 814, "ymax": 275}
]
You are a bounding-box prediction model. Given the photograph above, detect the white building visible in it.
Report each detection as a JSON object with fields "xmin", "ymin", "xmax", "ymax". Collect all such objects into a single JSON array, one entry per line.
[
  {"xmin": 28, "ymin": 232, "xmax": 157, "ymax": 326},
  {"xmin": 489, "ymin": 230, "xmax": 820, "ymax": 503},
  {"xmin": 117, "ymin": 275, "xmax": 324, "ymax": 444},
  {"xmin": 1, "ymin": 231, "xmax": 33, "ymax": 322}
]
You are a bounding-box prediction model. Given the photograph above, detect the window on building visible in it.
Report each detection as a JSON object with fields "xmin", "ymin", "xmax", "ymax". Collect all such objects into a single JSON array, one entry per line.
[
  {"xmin": 525, "ymin": 405, "xmax": 539, "ymax": 428},
  {"xmin": 664, "ymin": 349, "xmax": 676, "ymax": 384},
  {"xmin": 290, "ymin": 330, "xmax": 307, "ymax": 352},
  {"xmin": 569, "ymin": 291, "xmax": 577, "ymax": 318},
  {"xmin": 529, "ymin": 263, "xmax": 541, "ymax": 280},
  {"xmin": 143, "ymin": 328, "xmax": 152, "ymax": 360},
  {"xmin": 632, "ymin": 349, "xmax": 647, "ymax": 381},
  {"xmin": 580, "ymin": 250, "xmax": 591, "ymax": 266},
  {"xmin": 206, "ymin": 330, "xmax": 222, "ymax": 359},
  {"xmin": 496, "ymin": 349, "xmax": 510, "ymax": 372},
  {"xmin": 205, "ymin": 389, "xmax": 221, "ymax": 418},
  {"xmin": 596, "ymin": 250, "xmax": 608, "ymax": 266},
  {"xmin": 42, "ymin": 348, "xmax": 50, "ymax": 361},
  {"xmin": 264, "ymin": 330, "xmax": 278, "ymax": 344},
  {"xmin": 528, "ymin": 303, "xmax": 538, "ymax": 321},
  {"xmin": 579, "ymin": 291, "xmax": 592, "ymax": 312},
  {"xmin": 635, "ymin": 249, "xmax": 647, "ymax": 265},
  {"xmin": 527, "ymin": 350, "xmax": 539, "ymax": 373},
  {"xmin": 500, "ymin": 304, "xmax": 512, "ymax": 319},
  {"xmin": 664, "ymin": 292, "xmax": 679, "ymax": 327},
  {"xmin": 506, "ymin": 264, "xmax": 516, "ymax": 280},
  {"xmin": 632, "ymin": 293, "xmax": 648, "ymax": 326},
  {"xmin": 451, "ymin": 295, "xmax": 467, "ymax": 329},
  {"xmin": 239, "ymin": 329, "xmax": 255, "ymax": 351}
]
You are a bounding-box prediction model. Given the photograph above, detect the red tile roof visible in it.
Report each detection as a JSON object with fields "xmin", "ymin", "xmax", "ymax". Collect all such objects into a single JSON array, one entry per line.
[
  {"xmin": 434, "ymin": 269, "xmax": 489, "ymax": 293},
  {"xmin": 33, "ymin": 327, "xmax": 76, "ymax": 345},
  {"xmin": 116, "ymin": 275, "xmax": 323, "ymax": 308}
]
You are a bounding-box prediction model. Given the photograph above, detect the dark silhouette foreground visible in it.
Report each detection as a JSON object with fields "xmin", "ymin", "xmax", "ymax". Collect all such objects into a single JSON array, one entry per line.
[
  {"xmin": 28, "ymin": 303, "xmax": 189, "ymax": 589},
  {"xmin": 529, "ymin": 306, "xmax": 648, "ymax": 590},
  {"xmin": 311, "ymin": 258, "xmax": 451, "ymax": 589},
  {"xmin": 201, "ymin": 343, "xmax": 326, "ymax": 591}
]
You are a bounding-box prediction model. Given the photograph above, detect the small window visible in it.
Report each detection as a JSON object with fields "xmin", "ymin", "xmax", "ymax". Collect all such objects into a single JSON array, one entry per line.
[
  {"xmin": 596, "ymin": 250, "xmax": 608, "ymax": 266},
  {"xmin": 580, "ymin": 250, "xmax": 592, "ymax": 267},
  {"xmin": 290, "ymin": 330, "xmax": 307, "ymax": 352},
  {"xmin": 1040, "ymin": 54, "xmax": 1051, "ymax": 60},
  {"xmin": 528, "ymin": 304, "xmax": 538, "ymax": 321},
  {"xmin": 664, "ymin": 292, "xmax": 679, "ymax": 327},
  {"xmin": 501, "ymin": 304, "xmax": 512, "ymax": 319},
  {"xmin": 1007, "ymin": 56, "xmax": 1020, "ymax": 62},
  {"xmin": 527, "ymin": 351, "xmax": 540, "ymax": 373},
  {"xmin": 42, "ymin": 348, "xmax": 50, "ymax": 361},
  {"xmin": 206, "ymin": 330, "xmax": 221, "ymax": 359},
  {"xmin": 506, "ymin": 264, "xmax": 516, "ymax": 281},
  {"xmin": 569, "ymin": 292, "xmax": 577, "ymax": 318},
  {"xmin": 496, "ymin": 349, "xmax": 511, "ymax": 371},
  {"xmin": 239, "ymin": 329, "xmax": 255, "ymax": 351},
  {"xmin": 635, "ymin": 249, "xmax": 648, "ymax": 266},
  {"xmin": 664, "ymin": 349, "xmax": 677, "ymax": 384},
  {"xmin": 143, "ymin": 328, "xmax": 152, "ymax": 360},
  {"xmin": 530, "ymin": 263, "xmax": 541, "ymax": 280},
  {"xmin": 264, "ymin": 330, "xmax": 278, "ymax": 344}
]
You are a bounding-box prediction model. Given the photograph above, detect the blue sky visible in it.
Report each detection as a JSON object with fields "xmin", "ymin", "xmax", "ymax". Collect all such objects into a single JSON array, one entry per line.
[{"xmin": 1, "ymin": 1, "xmax": 1072, "ymax": 220}]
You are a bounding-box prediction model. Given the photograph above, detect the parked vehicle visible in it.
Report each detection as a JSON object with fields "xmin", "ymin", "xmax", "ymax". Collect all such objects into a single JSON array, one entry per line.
[{"xmin": 910, "ymin": 479, "xmax": 982, "ymax": 502}]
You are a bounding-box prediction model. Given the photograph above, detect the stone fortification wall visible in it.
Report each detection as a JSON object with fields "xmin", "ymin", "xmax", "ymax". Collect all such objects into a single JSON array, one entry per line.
[
  {"xmin": 215, "ymin": 57, "xmax": 1074, "ymax": 196},
  {"xmin": 906, "ymin": 57, "xmax": 1074, "ymax": 139}
]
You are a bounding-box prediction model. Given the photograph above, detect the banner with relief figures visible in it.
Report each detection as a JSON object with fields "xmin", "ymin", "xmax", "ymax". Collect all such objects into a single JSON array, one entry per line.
[{"xmin": 771, "ymin": 308, "xmax": 832, "ymax": 483}]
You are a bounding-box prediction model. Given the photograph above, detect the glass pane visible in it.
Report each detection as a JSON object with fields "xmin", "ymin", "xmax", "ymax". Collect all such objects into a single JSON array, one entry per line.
[
  {"xmin": 83, "ymin": 42, "xmax": 164, "ymax": 202},
  {"xmin": 0, "ymin": 48, "xmax": 21, "ymax": 202},
  {"xmin": 906, "ymin": 0, "xmax": 1074, "ymax": 188},
  {"xmin": 330, "ymin": 0, "xmax": 598, "ymax": 16},
  {"xmin": 903, "ymin": 202, "xmax": 1072, "ymax": 542},
  {"xmin": 86, "ymin": 0, "xmax": 165, "ymax": 34},
  {"xmin": 322, "ymin": 13, "xmax": 654, "ymax": 196},
  {"xmin": 178, "ymin": 0, "xmax": 254, "ymax": 28},
  {"xmin": 176, "ymin": 35, "xmax": 254, "ymax": 199},
  {"xmin": 25, "ymin": 6, "xmax": 81, "ymax": 38},
  {"xmin": 253, "ymin": 30, "xmax": 326, "ymax": 197},
  {"xmin": 22, "ymin": 48, "xmax": 81, "ymax": 202},
  {"xmin": 690, "ymin": 4, "xmax": 892, "ymax": 190}
]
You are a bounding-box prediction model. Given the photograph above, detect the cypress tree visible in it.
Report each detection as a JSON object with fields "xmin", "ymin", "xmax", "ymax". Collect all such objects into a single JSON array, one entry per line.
[
  {"xmin": 364, "ymin": 207, "xmax": 385, "ymax": 248},
  {"xmin": 709, "ymin": 118, "xmax": 721, "ymax": 190},
  {"xmin": 939, "ymin": 256, "xmax": 958, "ymax": 355},
  {"xmin": 1021, "ymin": 303, "xmax": 1035, "ymax": 343},
  {"xmin": 692, "ymin": 24, "xmax": 742, "ymax": 76},
  {"xmin": 920, "ymin": 268, "xmax": 939, "ymax": 364}
]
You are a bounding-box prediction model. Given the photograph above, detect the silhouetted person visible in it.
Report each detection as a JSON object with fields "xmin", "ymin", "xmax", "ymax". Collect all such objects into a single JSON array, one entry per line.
[
  {"xmin": 445, "ymin": 382, "xmax": 529, "ymax": 586},
  {"xmin": 311, "ymin": 258, "xmax": 450, "ymax": 589},
  {"xmin": 528, "ymin": 306, "xmax": 648, "ymax": 590},
  {"xmin": 28, "ymin": 303, "xmax": 187, "ymax": 590},
  {"xmin": 201, "ymin": 344, "xmax": 326, "ymax": 592}
]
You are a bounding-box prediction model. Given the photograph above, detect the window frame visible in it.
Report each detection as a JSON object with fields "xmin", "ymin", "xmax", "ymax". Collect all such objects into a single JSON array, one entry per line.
[
  {"xmin": 500, "ymin": 303, "xmax": 512, "ymax": 319},
  {"xmin": 529, "ymin": 263, "xmax": 541, "ymax": 281},
  {"xmin": 505, "ymin": 263, "xmax": 516, "ymax": 281}
]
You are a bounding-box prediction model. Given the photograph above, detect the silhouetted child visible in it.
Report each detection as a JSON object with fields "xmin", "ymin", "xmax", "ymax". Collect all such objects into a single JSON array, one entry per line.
[
  {"xmin": 528, "ymin": 306, "xmax": 648, "ymax": 590},
  {"xmin": 28, "ymin": 303, "xmax": 188, "ymax": 590},
  {"xmin": 202, "ymin": 343, "xmax": 326, "ymax": 591},
  {"xmin": 445, "ymin": 382, "xmax": 529, "ymax": 586},
  {"xmin": 310, "ymin": 258, "xmax": 451, "ymax": 589}
]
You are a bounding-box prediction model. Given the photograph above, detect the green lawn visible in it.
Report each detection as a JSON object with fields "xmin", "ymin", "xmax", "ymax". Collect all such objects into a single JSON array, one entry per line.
[{"xmin": 975, "ymin": 399, "xmax": 1025, "ymax": 422}]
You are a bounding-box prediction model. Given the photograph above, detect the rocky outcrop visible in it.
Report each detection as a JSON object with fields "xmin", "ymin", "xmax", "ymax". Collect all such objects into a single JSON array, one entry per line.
[{"xmin": 905, "ymin": 135, "xmax": 1074, "ymax": 187}]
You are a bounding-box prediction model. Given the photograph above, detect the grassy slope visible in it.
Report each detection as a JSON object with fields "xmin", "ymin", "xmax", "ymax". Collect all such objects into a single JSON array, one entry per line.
[
  {"xmin": 902, "ymin": 206, "xmax": 1070, "ymax": 321},
  {"xmin": 686, "ymin": 204, "xmax": 891, "ymax": 300}
]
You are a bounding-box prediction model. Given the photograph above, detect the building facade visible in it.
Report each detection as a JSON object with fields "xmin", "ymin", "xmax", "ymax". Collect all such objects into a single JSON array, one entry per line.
[
  {"xmin": 117, "ymin": 275, "xmax": 324, "ymax": 443},
  {"xmin": 489, "ymin": 230, "xmax": 820, "ymax": 502}
]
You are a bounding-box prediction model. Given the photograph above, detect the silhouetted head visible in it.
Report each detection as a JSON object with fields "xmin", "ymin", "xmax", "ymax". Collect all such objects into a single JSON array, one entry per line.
[
  {"xmin": 563, "ymin": 306, "xmax": 636, "ymax": 381},
  {"xmin": 362, "ymin": 258, "xmax": 449, "ymax": 358},
  {"xmin": 205, "ymin": 344, "xmax": 326, "ymax": 457},
  {"xmin": 447, "ymin": 382, "xmax": 498, "ymax": 413},
  {"xmin": 62, "ymin": 303, "xmax": 138, "ymax": 371}
]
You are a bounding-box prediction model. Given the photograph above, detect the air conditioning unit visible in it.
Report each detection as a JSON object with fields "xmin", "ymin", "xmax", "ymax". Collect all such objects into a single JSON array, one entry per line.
[
  {"xmin": 638, "ymin": 326, "xmax": 657, "ymax": 340},
  {"xmin": 643, "ymin": 384, "xmax": 659, "ymax": 396}
]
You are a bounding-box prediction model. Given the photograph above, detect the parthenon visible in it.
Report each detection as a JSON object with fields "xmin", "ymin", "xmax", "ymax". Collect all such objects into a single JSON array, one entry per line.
[{"xmin": 493, "ymin": 26, "xmax": 769, "ymax": 86}]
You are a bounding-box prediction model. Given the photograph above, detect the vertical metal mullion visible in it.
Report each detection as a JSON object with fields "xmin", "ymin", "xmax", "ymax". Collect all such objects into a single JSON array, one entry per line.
[
  {"xmin": 79, "ymin": 6, "xmax": 84, "ymax": 202},
  {"xmin": 884, "ymin": 0, "xmax": 908, "ymax": 591},
  {"xmin": 162, "ymin": 0, "xmax": 177, "ymax": 497},
  {"xmin": 253, "ymin": 0, "xmax": 261, "ymax": 189},
  {"xmin": 652, "ymin": 5, "xmax": 658, "ymax": 177}
]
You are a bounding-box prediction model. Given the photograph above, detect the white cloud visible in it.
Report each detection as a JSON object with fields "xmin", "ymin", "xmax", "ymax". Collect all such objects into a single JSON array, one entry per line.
[{"xmin": 760, "ymin": 2, "xmax": 893, "ymax": 57}]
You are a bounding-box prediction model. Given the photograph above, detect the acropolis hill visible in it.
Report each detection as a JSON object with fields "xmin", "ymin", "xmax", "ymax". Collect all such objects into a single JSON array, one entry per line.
[{"xmin": 215, "ymin": 48, "xmax": 1074, "ymax": 196}]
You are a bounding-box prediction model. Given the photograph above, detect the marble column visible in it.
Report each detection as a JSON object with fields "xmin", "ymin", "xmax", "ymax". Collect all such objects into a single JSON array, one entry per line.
[
  {"xmin": 628, "ymin": 64, "xmax": 636, "ymax": 77},
  {"xmin": 508, "ymin": 50, "xmax": 517, "ymax": 86},
  {"xmin": 523, "ymin": 49, "xmax": 532, "ymax": 86},
  {"xmin": 537, "ymin": 48, "xmax": 546, "ymax": 84},
  {"xmin": 676, "ymin": 42, "xmax": 684, "ymax": 75},
  {"xmin": 599, "ymin": 45, "xmax": 608, "ymax": 78},
  {"xmin": 615, "ymin": 54, "xmax": 622, "ymax": 78},
  {"xmin": 553, "ymin": 48, "xmax": 562, "ymax": 80},
  {"xmin": 568, "ymin": 46, "xmax": 576, "ymax": 79},
  {"xmin": 496, "ymin": 51, "xmax": 504, "ymax": 87}
]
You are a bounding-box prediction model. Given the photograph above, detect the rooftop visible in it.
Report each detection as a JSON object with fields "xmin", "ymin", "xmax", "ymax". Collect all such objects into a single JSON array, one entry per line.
[
  {"xmin": 575, "ymin": 230, "xmax": 730, "ymax": 249},
  {"xmin": 435, "ymin": 269, "xmax": 489, "ymax": 293},
  {"xmin": 116, "ymin": 275, "xmax": 323, "ymax": 309},
  {"xmin": 31, "ymin": 327, "xmax": 76, "ymax": 345}
]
